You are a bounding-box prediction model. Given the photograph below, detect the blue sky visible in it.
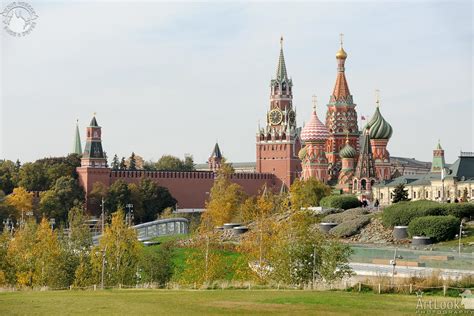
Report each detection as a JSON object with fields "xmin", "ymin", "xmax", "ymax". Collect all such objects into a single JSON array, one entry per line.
[{"xmin": 1, "ymin": 1, "xmax": 472, "ymax": 164}]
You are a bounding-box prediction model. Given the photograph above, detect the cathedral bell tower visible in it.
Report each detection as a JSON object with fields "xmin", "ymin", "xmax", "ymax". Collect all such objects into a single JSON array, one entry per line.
[
  {"xmin": 256, "ymin": 37, "xmax": 302, "ymax": 188},
  {"xmin": 325, "ymin": 34, "xmax": 359, "ymax": 179}
]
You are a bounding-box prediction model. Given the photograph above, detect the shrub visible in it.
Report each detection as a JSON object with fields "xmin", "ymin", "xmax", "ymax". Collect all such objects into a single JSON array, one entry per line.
[
  {"xmin": 320, "ymin": 195, "xmax": 360, "ymax": 210},
  {"xmin": 445, "ymin": 203, "xmax": 474, "ymax": 220},
  {"xmin": 408, "ymin": 216, "xmax": 460, "ymax": 242},
  {"xmin": 382, "ymin": 200, "xmax": 445, "ymax": 227},
  {"xmin": 322, "ymin": 208, "xmax": 369, "ymax": 224},
  {"xmin": 382, "ymin": 200, "xmax": 474, "ymax": 228},
  {"xmin": 329, "ymin": 215, "xmax": 371, "ymax": 238}
]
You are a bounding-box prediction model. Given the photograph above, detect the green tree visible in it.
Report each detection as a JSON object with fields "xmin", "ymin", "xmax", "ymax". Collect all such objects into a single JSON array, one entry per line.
[
  {"xmin": 18, "ymin": 162, "xmax": 48, "ymax": 191},
  {"xmin": 183, "ymin": 155, "xmax": 195, "ymax": 171},
  {"xmin": 154, "ymin": 155, "xmax": 194, "ymax": 171},
  {"xmin": 0, "ymin": 160, "xmax": 19, "ymax": 194},
  {"xmin": 289, "ymin": 178, "xmax": 331, "ymax": 210},
  {"xmin": 0, "ymin": 230, "xmax": 12, "ymax": 285},
  {"xmin": 111, "ymin": 154, "xmax": 120, "ymax": 170},
  {"xmin": 135, "ymin": 179, "xmax": 176, "ymax": 223},
  {"xmin": 32, "ymin": 218, "xmax": 66, "ymax": 287},
  {"xmin": 68, "ymin": 206, "xmax": 92, "ymax": 251},
  {"xmin": 106, "ymin": 180, "xmax": 131, "ymax": 212},
  {"xmin": 88, "ymin": 182, "xmax": 108, "ymax": 216},
  {"xmin": 91, "ymin": 209, "xmax": 142, "ymax": 286},
  {"xmin": 7, "ymin": 220, "xmax": 37, "ymax": 287},
  {"xmin": 201, "ymin": 170, "xmax": 246, "ymax": 230},
  {"xmin": 67, "ymin": 206, "xmax": 94, "ymax": 288},
  {"xmin": 140, "ymin": 242, "xmax": 174, "ymax": 286},
  {"xmin": 129, "ymin": 152, "xmax": 137, "ymax": 171},
  {"xmin": 179, "ymin": 231, "xmax": 228, "ymax": 285},
  {"xmin": 39, "ymin": 176, "xmax": 84, "ymax": 223},
  {"xmin": 268, "ymin": 211, "xmax": 352, "ymax": 285},
  {"xmin": 392, "ymin": 183, "xmax": 409, "ymax": 203},
  {"xmin": 119, "ymin": 157, "xmax": 126, "ymax": 170}
]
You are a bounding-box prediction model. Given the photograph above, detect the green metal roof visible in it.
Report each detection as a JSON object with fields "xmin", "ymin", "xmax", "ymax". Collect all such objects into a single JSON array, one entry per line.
[{"xmin": 72, "ymin": 123, "xmax": 82, "ymax": 155}]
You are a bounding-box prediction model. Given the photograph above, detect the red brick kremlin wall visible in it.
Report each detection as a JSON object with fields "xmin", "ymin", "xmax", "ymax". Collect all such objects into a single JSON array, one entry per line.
[{"xmin": 77, "ymin": 167, "xmax": 275, "ymax": 211}]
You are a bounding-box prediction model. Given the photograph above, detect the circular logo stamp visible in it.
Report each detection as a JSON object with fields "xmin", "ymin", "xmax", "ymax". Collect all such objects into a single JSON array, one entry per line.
[{"xmin": 1, "ymin": 2, "xmax": 38, "ymax": 37}]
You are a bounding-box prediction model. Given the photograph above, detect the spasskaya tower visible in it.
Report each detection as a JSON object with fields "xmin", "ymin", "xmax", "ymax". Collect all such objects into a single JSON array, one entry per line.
[{"xmin": 256, "ymin": 37, "xmax": 302, "ymax": 189}]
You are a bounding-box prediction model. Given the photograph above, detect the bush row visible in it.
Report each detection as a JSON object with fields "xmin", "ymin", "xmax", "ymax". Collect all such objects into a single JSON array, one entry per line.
[
  {"xmin": 320, "ymin": 195, "xmax": 361, "ymax": 210},
  {"xmin": 329, "ymin": 215, "xmax": 371, "ymax": 238},
  {"xmin": 322, "ymin": 208, "xmax": 369, "ymax": 224},
  {"xmin": 382, "ymin": 200, "xmax": 474, "ymax": 227},
  {"xmin": 408, "ymin": 215, "xmax": 460, "ymax": 242}
]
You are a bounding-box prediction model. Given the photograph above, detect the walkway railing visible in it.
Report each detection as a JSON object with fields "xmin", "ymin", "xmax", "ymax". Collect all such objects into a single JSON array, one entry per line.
[{"xmin": 92, "ymin": 217, "xmax": 189, "ymax": 245}]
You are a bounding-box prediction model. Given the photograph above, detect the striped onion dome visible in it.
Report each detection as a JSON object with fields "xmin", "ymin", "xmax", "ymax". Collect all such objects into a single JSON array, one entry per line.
[
  {"xmin": 301, "ymin": 109, "xmax": 330, "ymax": 142},
  {"xmin": 367, "ymin": 106, "xmax": 393, "ymax": 140},
  {"xmin": 339, "ymin": 140, "xmax": 357, "ymax": 159}
]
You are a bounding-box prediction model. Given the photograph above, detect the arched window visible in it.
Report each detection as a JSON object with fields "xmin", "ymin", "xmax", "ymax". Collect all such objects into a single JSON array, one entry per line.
[{"xmin": 361, "ymin": 179, "xmax": 367, "ymax": 190}]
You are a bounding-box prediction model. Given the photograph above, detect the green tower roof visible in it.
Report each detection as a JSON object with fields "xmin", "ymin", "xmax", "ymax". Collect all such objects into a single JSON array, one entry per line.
[
  {"xmin": 367, "ymin": 106, "xmax": 393, "ymax": 140},
  {"xmin": 340, "ymin": 140, "xmax": 357, "ymax": 159},
  {"xmin": 90, "ymin": 116, "xmax": 99, "ymax": 127},
  {"xmin": 275, "ymin": 37, "xmax": 288, "ymax": 81},
  {"xmin": 72, "ymin": 121, "xmax": 82, "ymax": 155}
]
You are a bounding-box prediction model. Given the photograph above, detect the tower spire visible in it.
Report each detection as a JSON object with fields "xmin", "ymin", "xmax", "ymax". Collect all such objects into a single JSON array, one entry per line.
[
  {"xmin": 72, "ymin": 119, "xmax": 82, "ymax": 156},
  {"xmin": 332, "ymin": 34, "xmax": 350, "ymax": 101},
  {"xmin": 375, "ymin": 89, "xmax": 380, "ymax": 107},
  {"xmin": 276, "ymin": 36, "xmax": 288, "ymax": 81}
]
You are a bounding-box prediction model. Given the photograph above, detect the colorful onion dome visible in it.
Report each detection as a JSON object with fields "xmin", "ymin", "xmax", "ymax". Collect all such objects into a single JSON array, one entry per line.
[
  {"xmin": 340, "ymin": 140, "xmax": 357, "ymax": 159},
  {"xmin": 367, "ymin": 106, "xmax": 393, "ymax": 140},
  {"xmin": 298, "ymin": 147, "xmax": 307, "ymax": 160},
  {"xmin": 301, "ymin": 109, "xmax": 330, "ymax": 142}
]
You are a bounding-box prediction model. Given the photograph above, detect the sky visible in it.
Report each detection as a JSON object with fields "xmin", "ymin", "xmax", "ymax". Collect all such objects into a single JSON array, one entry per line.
[{"xmin": 1, "ymin": 0, "xmax": 472, "ymax": 165}]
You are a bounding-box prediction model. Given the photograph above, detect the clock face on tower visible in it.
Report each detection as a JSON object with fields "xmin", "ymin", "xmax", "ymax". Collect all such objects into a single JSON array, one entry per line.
[{"xmin": 269, "ymin": 109, "xmax": 283, "ymax": 125}]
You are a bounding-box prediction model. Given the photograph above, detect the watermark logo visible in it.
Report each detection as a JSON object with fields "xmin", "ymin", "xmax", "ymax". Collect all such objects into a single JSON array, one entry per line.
[
  {"xmin": 415, "ymin": 289, "xmax": 474, "ymax": 314},
  {"xmin": 1, "ymin": 2, "xmax": 38, "ymax": 37},
  {"xmin": 461, "ymin": 290, "xmax": 474, "ymax": 311}
]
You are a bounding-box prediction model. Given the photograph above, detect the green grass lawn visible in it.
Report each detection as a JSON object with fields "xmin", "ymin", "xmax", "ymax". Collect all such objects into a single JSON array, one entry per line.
[{"xmin": 0, "ymin": 289, "xmax": 437, "ymax": 315}]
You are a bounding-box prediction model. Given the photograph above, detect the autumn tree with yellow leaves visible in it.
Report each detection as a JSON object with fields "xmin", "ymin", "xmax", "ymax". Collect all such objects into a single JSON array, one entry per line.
[
  {"xmin": 91, "ymin": 209, "xmax": 142, "ymax": 286},
  {"xmin": 6, "ymin": 187, "xmax": 33, "ymax": 222}
]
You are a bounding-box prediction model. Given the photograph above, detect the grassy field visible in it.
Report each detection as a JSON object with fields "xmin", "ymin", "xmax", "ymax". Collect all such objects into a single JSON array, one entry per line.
[{"xmin": 0, "ymin": 289, "xmax": 438, "ymax": 315}]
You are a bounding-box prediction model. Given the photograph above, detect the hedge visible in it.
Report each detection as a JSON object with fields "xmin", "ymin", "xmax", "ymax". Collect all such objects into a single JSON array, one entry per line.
[
  {"xmin": 444, "ymin": 203, "xmax": 474, "ymax": 219},
  {"xmin": 322, "ymin": 208, "xmax": 369, "ymax": 224},
  {"xmin": 320, "ymin": 195, "xmax": 360, "ymax": 210},
  {"xmin": 408, "ymin": 215, "xmax": 460, "ymax": 242},
  {"xmin": 381, "ymin": 200, "xmax": 473, "ymax": 228},
  {"xmin": 329, "ymin": 215, "xmax": 371, "ymax": 238}
]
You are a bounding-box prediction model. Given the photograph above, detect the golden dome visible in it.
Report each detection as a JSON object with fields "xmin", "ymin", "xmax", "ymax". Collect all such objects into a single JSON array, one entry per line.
[{"xmin": 336, "ymin": 47, "xmax": 347, "ymax": 59}]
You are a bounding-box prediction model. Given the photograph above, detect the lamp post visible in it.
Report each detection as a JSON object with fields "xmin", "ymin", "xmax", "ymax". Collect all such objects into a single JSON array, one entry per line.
[
  {"xmin": 458, "ymin": 219, "xmax": 465, "ymax": 256},
  {"xmin": 390, "ymin": 247, "xmax": 403, "ymax": 286},
  {"xmin": 100, "ymin": 198, "xmax": 105, "ymax": 235},
  {"xmin": 126, "ymin": 203, "xmax": 134, "ymax": 226}
]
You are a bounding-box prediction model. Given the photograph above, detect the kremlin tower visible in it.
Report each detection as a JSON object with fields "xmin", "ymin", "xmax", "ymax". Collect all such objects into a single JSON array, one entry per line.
[
  {"xmin": 430, "ymin": 140, "xmax": 446, "ymax": 173},
  {"xmin": 325, "ymin": 34, "xmax": 359, "ymax": 179},
  {"xmin": 208, "ymin": 143, "xmax": 223, "ymax": 172},
  {"xmin": 299, "ymin": 97, "xmax": 330, "ymax": 183},
  {"xmin": 256, "ymin": 37, "xmax": 302, "ymax": 188}
]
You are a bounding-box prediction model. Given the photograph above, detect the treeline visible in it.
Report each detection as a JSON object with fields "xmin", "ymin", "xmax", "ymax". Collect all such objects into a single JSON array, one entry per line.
[
  {"xmin": 110, "ymin": 153, "xmax": 195, "ymax": 172},
  {"xmin": 0, "ymin": 208, "xmax": 173, "ymax": 288},
  {"xmin": 88, "ymin": 178, "xmax": 176, "ymax": 222}
]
